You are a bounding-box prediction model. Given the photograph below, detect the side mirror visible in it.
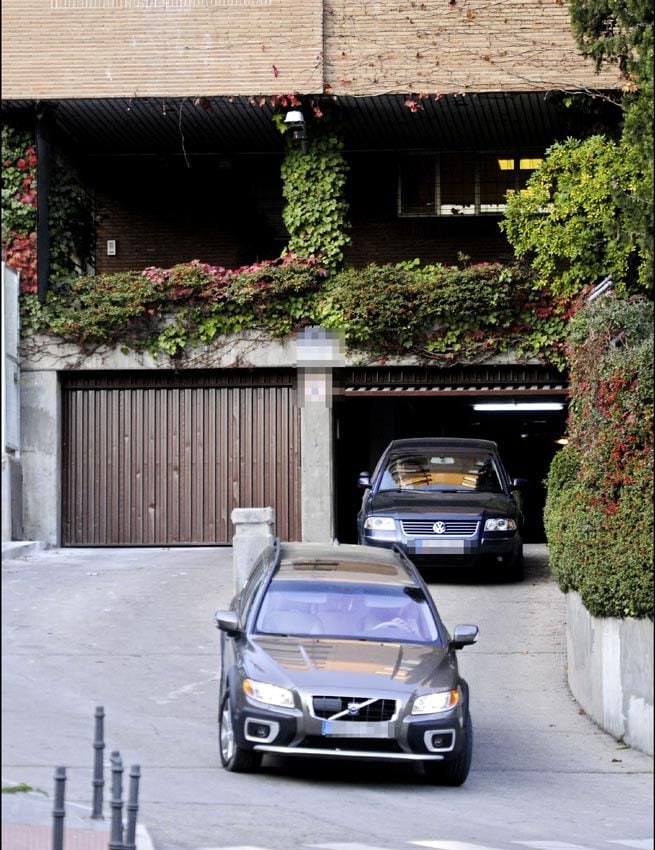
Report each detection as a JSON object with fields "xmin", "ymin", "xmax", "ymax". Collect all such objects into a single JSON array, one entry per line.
[
  {"xmin": 357, "ymin": 471, "xmax": 372, "ymax": 489},
  {"xmin": 512, "ymin": 477, "xmax": 528, "ymax": 489},
  {"xmin": 450, "ymin": 624, "xmax": 479, "ymax": 650},
  {"xmin": 214, "ymin": 609, "xmax": 242, "ymax": 636}
]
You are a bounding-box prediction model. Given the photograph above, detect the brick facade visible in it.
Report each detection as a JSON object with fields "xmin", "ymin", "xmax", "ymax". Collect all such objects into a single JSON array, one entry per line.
[{"xmin": 2, "ymin": 0, "xmax": 620, "ymax": 100}]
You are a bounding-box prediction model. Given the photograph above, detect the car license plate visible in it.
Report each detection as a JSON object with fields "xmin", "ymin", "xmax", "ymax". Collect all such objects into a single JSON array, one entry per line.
[
  {"xmin": 416, "ymin": 539, "xmax": 465, "ymax": 552},
  {"xmin": 321, "ymin": 720, "xmax": 391, "ymax": 738}
]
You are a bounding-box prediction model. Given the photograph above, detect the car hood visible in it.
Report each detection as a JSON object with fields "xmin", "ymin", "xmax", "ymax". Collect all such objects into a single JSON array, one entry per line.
[
  {"xmin": 367, "ymin": 489, "xmax": 516, "ymax": 516},
  {"xmin": 244, "ymin": 636, "xmax": 456, "ymax": 693}
]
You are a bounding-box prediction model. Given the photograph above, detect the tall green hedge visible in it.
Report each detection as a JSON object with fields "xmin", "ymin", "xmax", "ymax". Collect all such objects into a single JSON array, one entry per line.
[{"xmin": 544, "ymin": 296, "xmax": 653, "ymax": 618}]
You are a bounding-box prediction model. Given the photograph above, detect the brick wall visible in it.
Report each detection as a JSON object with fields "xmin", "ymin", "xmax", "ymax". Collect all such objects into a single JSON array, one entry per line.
[
  {"xmin": 92, "ymin": 152, "xmax": 512, "ymax": 273},
  {"xmin": 324, "ymin": 0, "xmax": 621, "ymax": 94},
  {"xmin": 1, "ymin": 0, "xmax": 324, "ymax": 99},
  {"xmin": 2, "ymin": 0, "xmax": 620, "ymax": 100},
  {"xmin": 93, "ymin": 155, "xmax": 286, "ymax": 273}
]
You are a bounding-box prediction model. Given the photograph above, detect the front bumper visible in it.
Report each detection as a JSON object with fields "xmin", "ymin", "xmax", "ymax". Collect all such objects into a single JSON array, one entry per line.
[
  {"xmin": 360, "ymin": 528, "xmax": 521, "ymax": 567},
  {"xmin": 232, "ymin": 693, "xmax": 468, "ymax": 763}
]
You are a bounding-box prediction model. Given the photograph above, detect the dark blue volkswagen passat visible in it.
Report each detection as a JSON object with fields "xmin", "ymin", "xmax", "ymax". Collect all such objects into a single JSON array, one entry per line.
[
  {"xmin": 214, "ymin": 541, "xmax": 478, "ymax": 784},
  {"xmin": 357, "ymin": 438, "xmax": 525, "ymax": 581}
]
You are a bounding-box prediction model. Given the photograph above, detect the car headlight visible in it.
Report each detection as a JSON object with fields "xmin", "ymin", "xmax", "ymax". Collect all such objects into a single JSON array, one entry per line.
[
  {"xmin": 363, "ymin": 516, "xmax": 396, "ymax": 531},
  {"xmin": 484, "ymin": 517, "xmax": 517, "ymax": 532},
  {"xmin": 243, "ymin": 679, "xmax": 294, "ymax": 708},
  {"xmin": 412, "ymin": 689, "xmax": 460, "ymax": 715}
]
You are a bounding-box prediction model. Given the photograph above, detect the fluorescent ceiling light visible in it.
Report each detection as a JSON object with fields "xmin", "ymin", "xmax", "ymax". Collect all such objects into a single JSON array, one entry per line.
[{"xmin": 473, "ymin": 402, "xmax": 565, "ymax": 412}]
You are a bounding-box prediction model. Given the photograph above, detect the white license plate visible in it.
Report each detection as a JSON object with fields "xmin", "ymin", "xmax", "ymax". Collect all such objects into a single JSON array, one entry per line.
[
  {"xmin": 321, "ymin": 720, "xmax": 391, "ymax": 738},
  {"xmin": 417, "ymin": 539, "xmax": 465, "ymax": 552}
]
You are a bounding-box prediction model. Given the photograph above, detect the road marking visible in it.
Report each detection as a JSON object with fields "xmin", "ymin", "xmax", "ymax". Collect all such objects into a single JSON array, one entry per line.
[
  {"xmin": 608, "ymin": 843, "xmax": 654, "ymax": 850},
  {"xmin": 309, "ymin": 844, "xmax": 392, "ymax": 849},
  {"xmin": 409, "ymin": 841, "xmax": 504, "ymax": 850},
  {"xmin": 513, "ymin": 843, "xmax": 600, "ymax": 850}
]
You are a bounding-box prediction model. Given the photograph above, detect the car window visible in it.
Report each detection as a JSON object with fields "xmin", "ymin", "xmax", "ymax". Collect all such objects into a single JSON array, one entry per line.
[
  {"xmin": 378, "ymin": 451, "xmax": 503, "ymax": 493},
  {"xmin": 238, "ymin": 554, "xmax": 272, "ymax": 625},
  {"xmin": 255, "ymin": 580, "xmax": 441, "ymax": 644}
]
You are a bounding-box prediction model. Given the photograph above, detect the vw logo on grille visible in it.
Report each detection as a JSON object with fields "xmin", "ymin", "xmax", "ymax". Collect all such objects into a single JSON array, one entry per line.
[
  {"xmin": 347, "ymin": 702, "xmax": 361, "ymax": 716},
  {"xmin": 433, "ymin": 521, "xmax": 446, "ymax": 535}
]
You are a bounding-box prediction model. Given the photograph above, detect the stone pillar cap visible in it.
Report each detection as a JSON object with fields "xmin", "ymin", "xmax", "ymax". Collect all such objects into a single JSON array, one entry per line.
[{"xmin": 231, "ymin": 507, "xmax": 275, "ymax": 524}]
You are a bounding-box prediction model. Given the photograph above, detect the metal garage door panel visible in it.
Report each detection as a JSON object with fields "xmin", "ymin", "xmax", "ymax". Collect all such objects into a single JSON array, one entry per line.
[{"xmin": 61, "ymin": 372, "xmax": 300, "ymax": 545}]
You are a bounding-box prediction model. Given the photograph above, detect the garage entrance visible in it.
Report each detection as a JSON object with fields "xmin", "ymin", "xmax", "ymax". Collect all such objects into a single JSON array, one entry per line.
[
  {"xmin": 61, "ymin": 370, "xmax": 300, "ymax": 545},
  {"xmin": 334, "ymin": 366, "xmax": 568, "ymax": 544}
]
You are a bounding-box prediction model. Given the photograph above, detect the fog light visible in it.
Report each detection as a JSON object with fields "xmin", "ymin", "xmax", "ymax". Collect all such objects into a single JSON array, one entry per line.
[
  {"xmin": 423, "ymin": 728, "xmax": 456, "ymax": 752},
  {"xmin": 244, "ymin": 718, "xmax": 280, "ymax": 744}
]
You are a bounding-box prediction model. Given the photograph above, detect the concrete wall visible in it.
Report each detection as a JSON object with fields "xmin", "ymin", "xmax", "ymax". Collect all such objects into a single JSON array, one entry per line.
[{"xmin": 566, "ymin": 591, "xmax": 654, "ymax": 757}]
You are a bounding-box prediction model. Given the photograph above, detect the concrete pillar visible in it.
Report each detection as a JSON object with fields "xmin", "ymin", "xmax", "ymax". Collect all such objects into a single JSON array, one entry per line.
[
  {"xmin": 231, "ymin": 507, "xmax": 275, "ymax": 595},
  {"xmin": 20, "ymin": 369, "xmax": 60, "ymax": 546},
  {"xmin": 300, "ymin": 401, "xmax": 334, "ymax": 542},
  {"xmin": 295, "ymin": 327, "xmax": 343, "ymax": 544}
]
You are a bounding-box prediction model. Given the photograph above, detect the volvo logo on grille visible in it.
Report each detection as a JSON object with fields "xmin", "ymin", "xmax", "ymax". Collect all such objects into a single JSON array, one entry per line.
[
  {"xmin": 433, "ymin": 521, "xmax": 446, "ymax": 534},
  {"xmin": 347, "ymin": 702, "xmax": 361, "ymax": 715}
]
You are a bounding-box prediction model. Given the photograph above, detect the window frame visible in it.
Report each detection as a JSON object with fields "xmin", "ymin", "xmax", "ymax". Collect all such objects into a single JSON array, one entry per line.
[{"xmin": 397, "ymin": 150, "xmax": 543, "ymax": 218}]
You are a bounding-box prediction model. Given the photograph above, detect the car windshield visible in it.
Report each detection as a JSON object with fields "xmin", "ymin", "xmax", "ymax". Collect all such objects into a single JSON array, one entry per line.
[
  {"xmin": 255, "ymin": 580, "xmax": 441, "ymax": 644},
  {"xmin": 378, "ymin": 451, "xmax": 503, "ymax": 493}
]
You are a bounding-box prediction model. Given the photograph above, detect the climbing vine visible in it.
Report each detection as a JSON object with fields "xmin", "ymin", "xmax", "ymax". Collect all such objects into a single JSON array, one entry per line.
[
  {"xmin": 20, "ymin": 256, "xmax": 573, "ymax": 367},
  {"xmin": 1, "ymin": 125, "xmax": 95, "ymax": 294},
  {"xmin": 272, "ymin": 96, "xmax": 351, "ymax": 271}
]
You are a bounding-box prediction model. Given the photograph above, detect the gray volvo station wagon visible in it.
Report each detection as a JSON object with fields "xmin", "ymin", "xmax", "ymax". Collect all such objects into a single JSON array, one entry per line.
[{"xmin": 214, "ymin": 541, "xmax": 478, "ymax": 785}]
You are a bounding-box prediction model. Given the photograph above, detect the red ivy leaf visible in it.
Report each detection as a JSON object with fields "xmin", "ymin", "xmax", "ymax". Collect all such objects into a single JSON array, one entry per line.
[{"xmin": 272, "ymin": 64, "xmax": 279, "ymax": 78}]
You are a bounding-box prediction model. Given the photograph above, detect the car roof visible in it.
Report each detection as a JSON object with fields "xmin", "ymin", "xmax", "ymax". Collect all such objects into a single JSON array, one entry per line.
[
  {"xmin": 385, "ymin": 437, "xmax": 499, "ymax": 454},
  {"xmin": 274, "ymin": 542, "xmax": 418, "ymax": 587}
]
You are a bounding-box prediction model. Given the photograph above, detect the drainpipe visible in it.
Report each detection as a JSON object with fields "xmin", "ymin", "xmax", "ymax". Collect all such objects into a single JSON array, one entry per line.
[{"xmin": 36, "ymin": 105, "xmax": 54, "ymax": 304}]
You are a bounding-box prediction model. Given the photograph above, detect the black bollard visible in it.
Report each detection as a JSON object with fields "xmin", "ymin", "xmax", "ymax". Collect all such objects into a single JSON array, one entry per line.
[
  {"xmin": 108, "ymin": 751, "xmax": 125, "ymax": 850},
  {"xmin": 91, "ymin": 705, "xmax": 105, "ymax": 819},
  {"xmin": 123, "ymin": 765, "xmax": 141, "ymax": 850},
  {"xmin": 52, "ymin": 766, "xmax": 66, "ymax": 850}
]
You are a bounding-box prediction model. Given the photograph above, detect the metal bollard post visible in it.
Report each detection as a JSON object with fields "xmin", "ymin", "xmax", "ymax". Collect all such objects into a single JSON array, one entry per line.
[
  {"xmin": 123, "ymin": 765, "xmax": 141, "ymax": 850},
  {"xmin": 91, "ymin": 705, "xmax": 105, "ymax": 819},
  {"xmin": 52, "ymin": 766, "xmax": 66, "ymax": 850},
  {"xmin": 108, "ymin": 751, "xmax": 125, "ymax": 850}
]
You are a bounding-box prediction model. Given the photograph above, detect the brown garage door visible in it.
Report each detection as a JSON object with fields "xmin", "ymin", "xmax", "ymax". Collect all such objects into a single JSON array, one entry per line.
[{"xmin": 61, "ymin": 370, "xmax": 300, "ymax": 545}]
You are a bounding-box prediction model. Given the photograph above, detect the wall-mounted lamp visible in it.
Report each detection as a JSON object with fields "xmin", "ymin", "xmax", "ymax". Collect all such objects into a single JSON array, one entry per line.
[{"xmin": 284, "ymin": 109, "xmax": 308, "ymax": 154}]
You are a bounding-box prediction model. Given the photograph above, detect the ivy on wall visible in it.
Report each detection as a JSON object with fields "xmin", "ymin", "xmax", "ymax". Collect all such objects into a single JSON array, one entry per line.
[
  {"xmin": 280, "ymin": 134, "xmax": 351, "ymax": 271},
  {"xmin": 20, "ymin": 256, "xmax": 574, "ymax": 367},
  {"xmin": 1, "ymin": 125, "xmax": 95, "ymax": 293}
]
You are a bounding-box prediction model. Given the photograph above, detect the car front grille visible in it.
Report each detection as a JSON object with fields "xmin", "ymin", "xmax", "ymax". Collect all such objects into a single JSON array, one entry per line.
[
  {"xmin": 312, "ymin": 696, "xmax": 397, "ymax": 722},
  {"xmin": 401, "ymin": 519, "xmax": 479, "ymax": 537}
]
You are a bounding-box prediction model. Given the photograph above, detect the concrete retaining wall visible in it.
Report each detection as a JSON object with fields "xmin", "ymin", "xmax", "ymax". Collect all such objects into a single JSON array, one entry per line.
[{"xmin": 566, "ymin": 591, "xmax": 654, "ymax": 756}]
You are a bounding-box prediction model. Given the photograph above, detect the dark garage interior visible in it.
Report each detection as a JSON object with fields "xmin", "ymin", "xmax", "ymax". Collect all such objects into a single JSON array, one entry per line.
[{"xmin": 334, "ymin": 395, "xmax": 568, "ymax": 544}]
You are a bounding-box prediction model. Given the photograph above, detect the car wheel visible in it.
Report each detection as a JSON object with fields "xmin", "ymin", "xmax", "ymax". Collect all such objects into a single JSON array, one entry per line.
[
  {"xmin": 506, "ymin": 550, "xmax": 525, "ymax": 582},
  {"xmin": 218, "ymin": 691, "xmax": 262, "ymax": 773},
  {"xmin": 424, "ymin": 713, "xmax": 473, "ymax": 786}
]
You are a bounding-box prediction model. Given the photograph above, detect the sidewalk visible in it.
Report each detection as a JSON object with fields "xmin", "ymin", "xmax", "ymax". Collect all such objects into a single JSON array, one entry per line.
[{"xmin": 1, "ymin": 783, "xmax": 153, "ymax": 849}]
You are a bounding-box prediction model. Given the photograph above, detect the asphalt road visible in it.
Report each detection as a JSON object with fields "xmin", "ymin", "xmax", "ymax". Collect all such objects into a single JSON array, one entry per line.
[{"xmin": 2, "ymin": 545, "xmax": 653, "ymax": 850}]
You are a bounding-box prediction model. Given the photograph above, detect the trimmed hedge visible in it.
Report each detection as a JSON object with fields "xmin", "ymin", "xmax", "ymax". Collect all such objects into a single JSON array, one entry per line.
[{"xmin": 544, "ymin": 296, "xmax": 654, "ymax": 619}]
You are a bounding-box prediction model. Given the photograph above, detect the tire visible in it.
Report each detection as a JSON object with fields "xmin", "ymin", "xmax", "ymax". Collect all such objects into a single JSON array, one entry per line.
[
  {"xmin": 424, "ymin": 713, "xmax": 473, "ymax": 786},
  {"xmin": 507, "ymin": 550, "xmax": 525, "ymax": 583},
  {"xmin": 218, "ymin": 691, "xmax": 262, "ymax": 773}
]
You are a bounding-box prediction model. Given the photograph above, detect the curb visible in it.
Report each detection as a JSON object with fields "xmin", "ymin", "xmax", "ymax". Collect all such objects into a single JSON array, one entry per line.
[{"xmin": 1, "ymin": 540, "xmax": 46, "ymax": 561}]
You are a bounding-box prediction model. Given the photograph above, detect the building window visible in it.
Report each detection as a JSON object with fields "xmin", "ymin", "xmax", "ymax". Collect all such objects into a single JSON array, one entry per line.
[{"xmin": 398, "ymin": 151, "xmax": 543, "ymax": 217}]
